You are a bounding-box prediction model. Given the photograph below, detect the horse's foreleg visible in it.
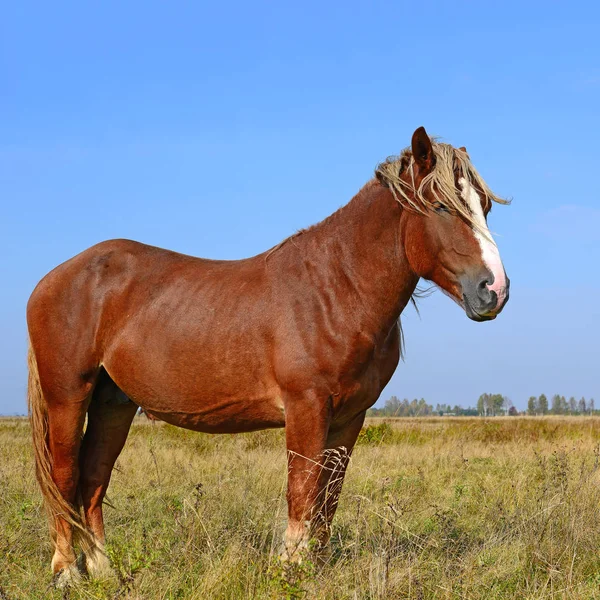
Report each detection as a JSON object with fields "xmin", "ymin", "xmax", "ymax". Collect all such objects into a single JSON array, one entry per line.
[
  {"xmin": 282, "ymin": 390, "xmax": 331, "ymax": 559},
  {"xmin": 79, "ymin": 383, "xmax": 137, "ymax": 579},
  {"xmin": 314, "ymin": 411, "xmax": 366, "ymax": 547}
]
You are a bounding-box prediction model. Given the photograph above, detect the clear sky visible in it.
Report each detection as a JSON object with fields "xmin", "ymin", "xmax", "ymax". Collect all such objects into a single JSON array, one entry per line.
[{"xmin": 1, "ymin": 1, "xmax": 599, "ymax": 414}]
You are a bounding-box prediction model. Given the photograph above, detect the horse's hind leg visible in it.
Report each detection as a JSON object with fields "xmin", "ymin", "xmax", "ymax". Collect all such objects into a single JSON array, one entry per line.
[
  {"xmin": 42, "ymin": 383, "xmax": 93, "ymax": 584},
  {"xmin": 79, "ymin": 372, "xmax": 138, "ymax": 578}
]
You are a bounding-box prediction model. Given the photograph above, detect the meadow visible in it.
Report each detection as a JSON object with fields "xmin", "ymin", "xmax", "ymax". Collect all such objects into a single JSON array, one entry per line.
[{"xmin": 2, "ymin": 416, "xmax": 600, "ymax": 599}]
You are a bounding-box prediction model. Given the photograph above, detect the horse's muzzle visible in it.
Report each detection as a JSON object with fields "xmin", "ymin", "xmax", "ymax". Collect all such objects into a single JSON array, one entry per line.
[{"xmin": 461, "ymin": 272, "xmax": 510, "ymax": 322}]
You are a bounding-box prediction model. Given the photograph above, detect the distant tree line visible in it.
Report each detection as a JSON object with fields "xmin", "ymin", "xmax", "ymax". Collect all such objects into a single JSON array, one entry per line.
[
  {"xmin": 366, "ymin": 396, "xmax": 477, "ymax": 417},
  {"xmin": 367, "ymin": 393, "xmax": 597, "ymax": 418},
  {"xmin": 527, "ymin": 394, "xmax": 595, "ymax": 415},
  {"xmin": 435, "ymin": 403, "xmax": 479, "ymax": 416},
  {"xmin": 367, "ymin": 396, "xmax": 434, "ymax": 417}
]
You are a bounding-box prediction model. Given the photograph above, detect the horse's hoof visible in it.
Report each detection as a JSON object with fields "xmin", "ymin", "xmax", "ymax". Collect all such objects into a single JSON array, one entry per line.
[
  {"xmin": 85, "ymin": 547, "xmax": 115, "ymax": 580},
  {"xmin": 280, "ymin": 538, "xmax": 309, "ymax": 563},
  {"xmin": 52, "ymin": 564, "xmax": 82, "ymax": 589},
  {"xmin": 280, "ymin": 536, "xmax": 330, "ymax": 564}
]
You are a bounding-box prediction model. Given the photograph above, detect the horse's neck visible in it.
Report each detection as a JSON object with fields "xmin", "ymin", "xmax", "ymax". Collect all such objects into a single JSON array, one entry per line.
[{"xmin": 287, "ymin": 180, "xmax": 419, "ymax": 337}]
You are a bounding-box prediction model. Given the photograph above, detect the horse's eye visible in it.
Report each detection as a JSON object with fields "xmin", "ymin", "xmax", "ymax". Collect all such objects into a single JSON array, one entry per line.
[{"xmin": 434, "ymin": 203, "xmax": 449, "ymax": 214}]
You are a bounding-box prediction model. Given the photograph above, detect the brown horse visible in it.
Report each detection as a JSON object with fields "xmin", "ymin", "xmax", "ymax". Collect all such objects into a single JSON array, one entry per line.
[{"xmin": 27, "ymin": 127, "xmax": 509, "ymax": 585}]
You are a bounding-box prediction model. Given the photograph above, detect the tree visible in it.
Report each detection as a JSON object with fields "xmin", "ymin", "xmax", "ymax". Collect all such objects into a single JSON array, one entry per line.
[
  {"xmin": 551, "ymin": 394, "xmax": 562, "ymax": 415},
  {"xmin": 578, "ymin": 397, "xmax": 587, "ymax": 414},
  {"xmin": 538, "ymin": 394, "xmax": 548, "ymax": 415},
  {"xmin": 508, "ymin": 406, "xmax": 518, "ymax": 416},
  {"xmin": 491, "ymin": 394, "xmax": 505, "ymax": 416},
  {"xmin": 569, "ymin": 397, "xmax": 577, "ymax": 414},
  {"xmin": 401, "ymin": 398, "xmax": 410, "ymax": 416},
  {"xmin": 590, "ymin": 398, "xmax": 595, "ymax": 415},
  {"xmin": 384, "ymin": 396, "xmax": 401, "ymax": 416},
  {"xmin": 560, "ymin": 396, "xmax": 568, "ymax": 414},
  {"xmin": 417, "ymin": 398, "xmax": 430, "ymax": 416},
  {"xmin": 527, "ymin": 396, "xmax": 538, "ymax": 416},
  {"xmin": 477, "ymin": 394, "xmax": 489, "ymax": 417}
]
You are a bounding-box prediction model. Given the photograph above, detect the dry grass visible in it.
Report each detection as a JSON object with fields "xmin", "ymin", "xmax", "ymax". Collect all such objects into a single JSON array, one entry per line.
[{"xmin": 2, "ymin": 416, "xmax": 600, "ymax": 599}]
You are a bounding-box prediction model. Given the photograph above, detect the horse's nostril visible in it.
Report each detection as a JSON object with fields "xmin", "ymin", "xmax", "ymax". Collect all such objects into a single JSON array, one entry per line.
[
  {"xmin": 477, "ymin": 278, "xmax": 490, "ymax": 293},
  {"xmin": 475, "ymin": 277, "xmax": 496, "ymax": 306}
]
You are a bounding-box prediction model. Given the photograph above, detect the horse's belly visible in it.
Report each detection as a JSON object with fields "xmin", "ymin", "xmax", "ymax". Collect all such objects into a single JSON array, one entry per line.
[
  {"xmin": 104, "ymin": 333, "xmax": 285, "ymax": 433},
  {"xmin": 142, "ymin": 394, "xmax": 286, "ymax": 434}
]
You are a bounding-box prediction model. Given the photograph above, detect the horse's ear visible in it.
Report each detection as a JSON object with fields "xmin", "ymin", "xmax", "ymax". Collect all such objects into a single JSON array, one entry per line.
[
  {"xmin": 411, "ymin": 126, "xmax": 435, "ymax": 173},
  {"xmin": 459, "ymin": 146, "xmax": 469, "ymax": 157}
]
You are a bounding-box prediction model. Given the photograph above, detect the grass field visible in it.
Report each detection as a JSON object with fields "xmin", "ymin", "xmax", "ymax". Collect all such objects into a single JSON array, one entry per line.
[{"xmin": 2, "ymin": 416, "xmax": 600, "ymax": 599}]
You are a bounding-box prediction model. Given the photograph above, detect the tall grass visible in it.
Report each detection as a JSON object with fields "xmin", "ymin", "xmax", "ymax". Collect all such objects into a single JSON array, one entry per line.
[{"xmin": 2, "ymin": 417, "xmax": 600, "ymax": 599}]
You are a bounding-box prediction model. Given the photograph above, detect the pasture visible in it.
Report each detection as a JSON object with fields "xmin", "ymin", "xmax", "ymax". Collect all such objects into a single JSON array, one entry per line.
[{"xmin": 2, "ymin": 416, "xmax": 600, "ymax": 599}]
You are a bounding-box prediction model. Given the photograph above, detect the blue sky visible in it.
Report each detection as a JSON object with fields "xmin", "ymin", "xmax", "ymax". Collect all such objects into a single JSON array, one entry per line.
[{"xmin": 1, "ymin": 1, "xmax": 599, "ymax": 414}]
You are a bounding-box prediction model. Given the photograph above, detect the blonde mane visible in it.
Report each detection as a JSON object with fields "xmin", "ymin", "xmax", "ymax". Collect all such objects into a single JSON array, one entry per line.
[{"xmin": 375, "ymin": 141, "xmax": 509, "ymax": 235}]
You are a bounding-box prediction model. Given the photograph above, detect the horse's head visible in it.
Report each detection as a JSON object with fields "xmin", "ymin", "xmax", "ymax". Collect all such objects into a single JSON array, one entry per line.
[{"xmin": 376, "ymin": 127, "xmax": 510, "ymax": 321}]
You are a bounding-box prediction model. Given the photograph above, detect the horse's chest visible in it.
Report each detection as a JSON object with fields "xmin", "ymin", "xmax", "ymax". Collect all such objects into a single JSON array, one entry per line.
[{"xmin": 332, "ymin": 326, "xmax": 400, "ymax": 418}]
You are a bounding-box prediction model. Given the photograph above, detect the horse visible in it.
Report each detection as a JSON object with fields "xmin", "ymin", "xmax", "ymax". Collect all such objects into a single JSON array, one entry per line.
[{"xmin": 26, "ymin": 127, "xmax": 510, "ymax": 586}]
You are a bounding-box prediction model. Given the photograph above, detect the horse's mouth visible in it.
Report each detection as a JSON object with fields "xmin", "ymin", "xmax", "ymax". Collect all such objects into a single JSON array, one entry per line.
[{"xmin": 463, "ymin": 295, "xmax": 497, "ymax": 322}]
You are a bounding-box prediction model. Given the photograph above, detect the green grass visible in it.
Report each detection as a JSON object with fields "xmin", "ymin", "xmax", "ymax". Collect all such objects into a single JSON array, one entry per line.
[{"xmin": 2, "ymin": 416, "xmax": 600, "ymax": 599}]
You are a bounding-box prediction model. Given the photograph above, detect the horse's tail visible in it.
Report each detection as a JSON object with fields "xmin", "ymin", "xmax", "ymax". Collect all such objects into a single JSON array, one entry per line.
[{"xmin": 28, "ymin": 342, "xmax": 92, "ymax": 549}]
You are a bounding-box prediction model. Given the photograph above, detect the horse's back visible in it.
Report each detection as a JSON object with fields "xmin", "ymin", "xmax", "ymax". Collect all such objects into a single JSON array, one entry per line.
[
  {"xmin": 28, "ymin": 237, "xmax": 275, "ymax": 360},
  {"xmin": 28, "ymin": 238, "xmax": 265, "ymax": 317}
]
